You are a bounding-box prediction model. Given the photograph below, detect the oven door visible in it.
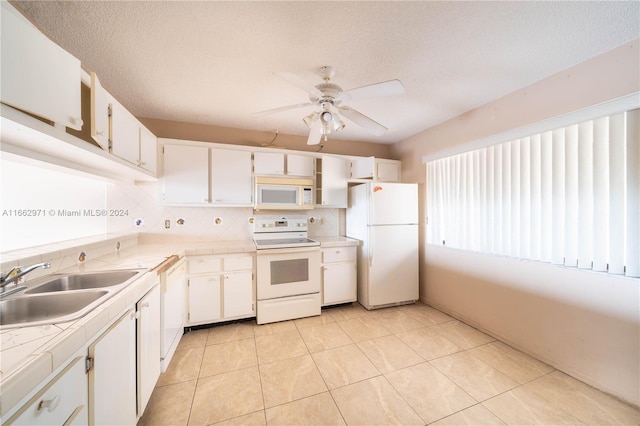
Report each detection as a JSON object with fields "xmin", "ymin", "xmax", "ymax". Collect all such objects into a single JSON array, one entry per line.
[{"xmin": 256, "ymin": 247, "xmax": 320, "ymax": 299}]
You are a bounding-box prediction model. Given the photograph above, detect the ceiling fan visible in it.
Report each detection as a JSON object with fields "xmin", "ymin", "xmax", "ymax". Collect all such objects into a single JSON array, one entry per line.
[{"xmin": 253, "ymin": 66, "xmax": 405, "ymax": 145}]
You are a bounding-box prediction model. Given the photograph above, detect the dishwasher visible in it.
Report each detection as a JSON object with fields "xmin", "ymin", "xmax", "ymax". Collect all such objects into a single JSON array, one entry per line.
[{"xmin": 160, "ymin": 256, "xmax": 186, "ymax": 372}]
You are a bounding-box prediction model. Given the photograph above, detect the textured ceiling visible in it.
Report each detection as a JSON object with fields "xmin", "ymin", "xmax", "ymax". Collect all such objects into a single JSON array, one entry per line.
[{"xmin": 12, "ymin": 1, "xmax": 640, "ymax": 144}]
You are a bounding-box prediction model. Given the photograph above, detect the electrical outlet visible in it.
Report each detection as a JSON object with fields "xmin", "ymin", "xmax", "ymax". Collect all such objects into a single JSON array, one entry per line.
[{"xmin": 165, "ymin": 220, "xmax": 170, "ymax": 229}]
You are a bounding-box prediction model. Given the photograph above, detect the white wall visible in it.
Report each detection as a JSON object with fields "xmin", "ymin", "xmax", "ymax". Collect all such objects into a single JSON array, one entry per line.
[
  {"xmin": 0, "ymin": 157, "xmax": 108, "ymax": 252},
  {"xmin": 391, "ymin": 39, "xmax": 640, "ymax": 405},
  {"xmin": 106, "ymin": 181, "xmax": 340, "ymax": 242}
]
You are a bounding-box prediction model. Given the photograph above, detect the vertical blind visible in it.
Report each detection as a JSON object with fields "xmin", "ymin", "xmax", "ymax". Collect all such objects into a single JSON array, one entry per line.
[{"xmin": 426, "ymin": 108, "xmax": 639, "ymax": 278}]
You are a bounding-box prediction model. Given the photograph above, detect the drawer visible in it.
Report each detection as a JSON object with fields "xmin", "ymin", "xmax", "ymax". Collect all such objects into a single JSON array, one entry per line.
[
  {"xmin": 188, "ymin": 256, "xmax": 222, "ymax": 274},
  {"xmin": 322, "ymin": 246, "xmax": 356, "ymax": 263},
  {"xmin": 223, "ymin": 255, "xmax": 253, "ymax": 272},
  {"xmin": 8, "ymin": 356, "xmax": 87, "ymax": 426}
]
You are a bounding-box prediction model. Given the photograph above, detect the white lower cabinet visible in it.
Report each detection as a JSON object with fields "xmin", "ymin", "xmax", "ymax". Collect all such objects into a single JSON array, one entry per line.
[
  {"xmin": 5, "ymin": 276, "xmax": 165, "ymax": 425},
  {"xmin": 88, "ymin": 309, "xmax": 137, "ymax": 426},
  {"xmin": 321, "ymin": 246, "xmax": 357, "ymax": 306},
  {"xmin": 188, "ymin": 275, "xmax": 222, "ymax": 324},
  {"xmin": 186, "ymin": 254, "xmax": 255, "ymax": 326},
  {"xmin": 223, "ymin": 271, "xmax": 254, "ymax": 318},
  {"xmin": 6, "ymin": 356, "xmax": 87, "ymax": 426},
  {"xmin": 137, "ymin": 284, "xmax": 161, "ymax": 417}
]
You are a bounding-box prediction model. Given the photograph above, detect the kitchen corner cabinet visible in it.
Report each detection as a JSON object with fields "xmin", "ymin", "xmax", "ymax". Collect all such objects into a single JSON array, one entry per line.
[
  {"xmin": 1, "ymin": 2, "xmax": 82, "ymax": 130},
  {"xmin": 351, "ymin": 157, "xmax": 401, "ymax": 182},
  {"xmin": 6, "ymin": 356, "xmax": 88, "ymax": 426},
  {"xmin": 111, "ymin": 98, "xmax": 157, "ymax": 174},
  {"xmin": 211, "ymin": 148, "xmax": 253, "ymax": 205},
  {"xmin": 321, "ymin": 246, "xmax": 357, "ymax": 306},
  {"xmin": 186, "ymin": 254, "xmax": 255, "ymax": 326},
  {"xmin": 316, "ymin": 155, "xmax": 349, "ymax": 207},
  {"xmin": 162, "ymin": 144, "xmax": 209, "ymax": 204},
  {"xmin": 88, "ymin": 309, "xmax": 137, "ymax": 426}
]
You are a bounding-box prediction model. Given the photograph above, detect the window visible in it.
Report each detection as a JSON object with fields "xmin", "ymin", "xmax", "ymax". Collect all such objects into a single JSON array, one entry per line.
[{"xmin": 426, "ymin": 108, "xmax": 639, "ymax": 278}]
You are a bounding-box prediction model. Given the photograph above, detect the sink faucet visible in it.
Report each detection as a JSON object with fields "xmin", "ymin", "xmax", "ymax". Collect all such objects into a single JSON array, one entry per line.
[{"xmin": 0, "ymin": 262, "xmax": 51, "ymax": 295}]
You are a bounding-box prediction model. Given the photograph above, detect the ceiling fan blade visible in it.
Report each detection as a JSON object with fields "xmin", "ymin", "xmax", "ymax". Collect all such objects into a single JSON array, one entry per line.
[
  {"xmin": 338, "ymin": 106, "xmax": 388, "ymax": 136},
  {"xmin": 251, "ymin": 102, "xmax": 313, "ymax": 117},
  {"xmin": 276, "ymin": 72, "xmax": 325, "ymax": 99},
  {"xmin": 337, "ymin": 79, "xmax": 405, "ymax": 103},
  {"xmin": 306, "ymin": 119, "xmax": 323, "ymax": 145}
]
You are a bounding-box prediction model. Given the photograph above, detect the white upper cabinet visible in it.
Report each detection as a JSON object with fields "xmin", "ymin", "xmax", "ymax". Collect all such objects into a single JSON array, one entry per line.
[
  {"xmin": 211, "ymin": 148, "xmax": 253, "ymax": 205},
  {"xmin": 90, "ymin": 72, "xmax": 110, "ymax": 150},
  {"xmin": 111, "ymin": 98, "xmax": 157, "ymax": 174},
  {"xmin": 317, "ymin": 155, "xmax": 349, "ymax": 207},
  {"xmin": 1, "ymin": 2, "xmax": 82, "ymax": 130},
  {"xmin": 287, "ymin": 154, "xmax": 315, "ymax": 177},
  {"xmin": 111, "ymin": 98, "xmax": 140, "ymax": 165},
  {"xmin": 253, "ymin": 152, "xmax": 315, "ymax": 177},
  {"xmin": 253, "ymin": 152, "xmax": 285, "ymax": 175},
  {"xmin": 162, "ymin": 144, "xmax": 209, "ymax": 204},
  {"xmin": 139, "ymin": 124, "xmax": 158, "ymax": 174},
  {"xmin": 351, "ymin": 156, "xmax": 401, "ymax": 182}
]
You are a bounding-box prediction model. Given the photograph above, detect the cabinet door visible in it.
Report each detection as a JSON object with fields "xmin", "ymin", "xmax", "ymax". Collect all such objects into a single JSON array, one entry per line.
[
  {"xmin": 7, "ymin": 356, "xmax": 87, "ymax": 426},
  {"xmin": 162, "ymin": 145, "xmax": 209, "ymax": 204},
  {"xmin": 137, "ymin": 284, "xmax": 161, "ymax": 417},
  {"xmin": 188, "ymin": 276, "xmax": 221, "ymax": 324},
  {"xmin": 253, "ymin": 152, "xmax": 284, "ymax": 175},
  {"xmin": 287, "ymin": 154, "xmax": 315, "ymax": 177},
  {"xmin": 376, "ymin": 160, "xmax": 401, "ymax": 182},
  {"xmin": 111, "ymin": 99, "xmax": 140, "ymax": 166},
  {"xmin": 211, "ymin": 149, "xmax": 252, "ymax": 205},
  {"xmin": 223, "ymin": 271, "xmax": 254, "ymax": 318},
  {"xmin": 0, "ymin": 2, "xmax": 82, "ymax": 130},
  {"xmin": 139, "ymin": 125, "xmax": 158, "ymax": 174},
  {"xmin": 320, "ymin": 156, "xmax": 348, "ymax": 207},
  {"xmin": 323, "ymin": 262, "xmax": 357, "ymax": 306},
  {"xmin": 89, "ymin": 309, "xmax": 137, "ymax": 426},
  {"xmin": 350, "ymin": 157, "xmax": 375, "ymax": 179},
  {"xmin": 90, "ymin": 72, "xmax": 110, "ymax": 150}
]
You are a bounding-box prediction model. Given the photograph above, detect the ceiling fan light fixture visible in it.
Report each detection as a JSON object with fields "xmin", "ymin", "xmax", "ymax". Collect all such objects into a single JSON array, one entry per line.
[
  {"xmin": 303, "ymin": 112, "xmax": 318, "ymax": 127},
  {"xmin": 321, "ymin": 119, "xmax": 332, "ymax": 135}
]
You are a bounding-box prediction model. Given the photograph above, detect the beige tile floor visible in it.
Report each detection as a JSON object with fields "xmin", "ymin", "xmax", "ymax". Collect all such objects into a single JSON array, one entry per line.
[{"xmin": 138, "ymin": 302, "xmax": 640, "ymax": 426}]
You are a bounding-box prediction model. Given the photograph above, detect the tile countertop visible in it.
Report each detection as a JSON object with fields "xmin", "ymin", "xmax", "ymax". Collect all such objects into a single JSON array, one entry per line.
[
  {"xmin": 313, "ymin": 236, "xmax": 360, "ymax": 247},
  {"xmin": 0, "ymin": 236, "xmax": 357, "ymax": 417}
]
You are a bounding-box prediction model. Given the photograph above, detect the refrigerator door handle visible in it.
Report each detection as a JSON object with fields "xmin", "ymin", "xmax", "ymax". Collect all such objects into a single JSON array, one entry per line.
[{"xmin": 369, "ymin": 226, "xmax": 374, "ymax": 267}]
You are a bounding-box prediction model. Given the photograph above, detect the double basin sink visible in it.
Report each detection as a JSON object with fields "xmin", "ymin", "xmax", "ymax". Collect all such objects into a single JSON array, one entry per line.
[{"xmin": 0, "ymin": 269, "xmax": 146, "ymax": 328}]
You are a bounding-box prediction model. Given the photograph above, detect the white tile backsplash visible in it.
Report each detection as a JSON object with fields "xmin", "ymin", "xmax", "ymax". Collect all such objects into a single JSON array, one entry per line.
[{"xmin": 107, "ymin": 181, "xmax": 340, "ymax": 241}]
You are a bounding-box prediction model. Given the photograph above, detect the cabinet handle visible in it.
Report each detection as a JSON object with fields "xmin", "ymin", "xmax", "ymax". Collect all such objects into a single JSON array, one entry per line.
[
  {"xmin": 37, "ymin": 395, "xmax": 61, "ymax": 412},
  {"xmin": 69, "ymin": 116, "xmax": 83, "ymax": 126}
]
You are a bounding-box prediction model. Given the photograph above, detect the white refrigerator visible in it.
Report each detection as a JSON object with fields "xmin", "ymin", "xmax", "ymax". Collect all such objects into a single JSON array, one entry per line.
[{"xmin": 346, "ymin": 182, "xmax": 419, "ymax": 310}]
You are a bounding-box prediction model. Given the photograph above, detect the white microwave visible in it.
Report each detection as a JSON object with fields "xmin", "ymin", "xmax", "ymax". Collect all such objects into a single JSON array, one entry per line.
[{"xmin": 255, "ymin": 176, "xmax": 314, "ymax": 210}]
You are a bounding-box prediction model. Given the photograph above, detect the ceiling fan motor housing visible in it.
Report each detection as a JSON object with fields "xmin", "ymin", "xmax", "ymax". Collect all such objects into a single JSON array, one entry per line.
[{"xmin": 311, "ymin": 83, "xmax": 343, "ymax": 103}]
